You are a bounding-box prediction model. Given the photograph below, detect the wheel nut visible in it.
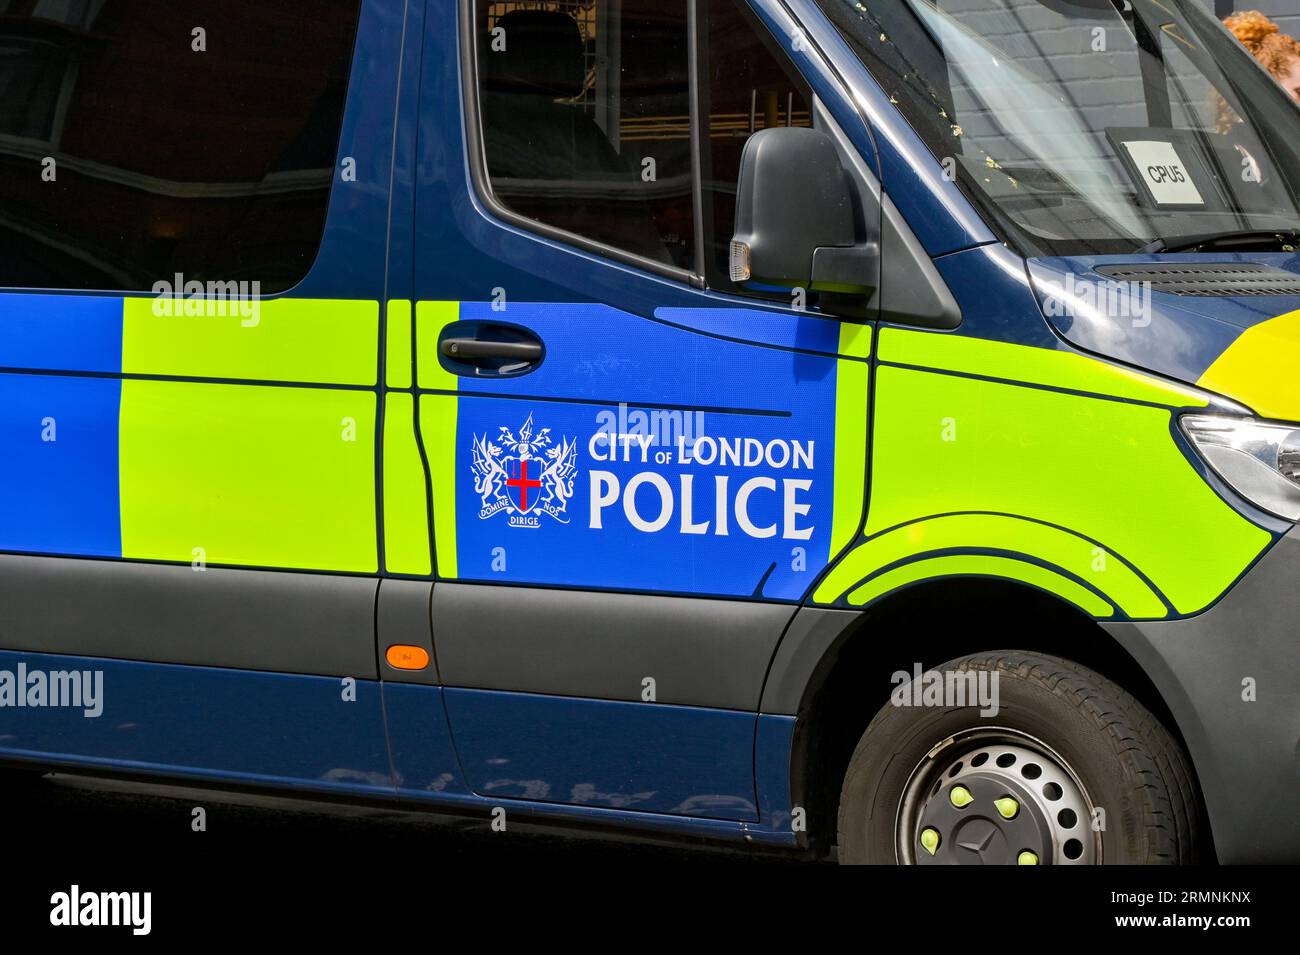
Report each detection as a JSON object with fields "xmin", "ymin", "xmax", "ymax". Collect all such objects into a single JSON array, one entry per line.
[
  {"xmin": 1017, "ymin": 850, "xmax": 1039, "ymax": 865},
  {"xmin": 994, "ymin": 796, "xmax": 1019, "ymax": 819},
  {"xmin": 949, "ymin": 785, "xmax": 974, "ymax": 808},
  {"xmin": 919, "ymin": 827, "xmax": 941, "ymax": 855}
]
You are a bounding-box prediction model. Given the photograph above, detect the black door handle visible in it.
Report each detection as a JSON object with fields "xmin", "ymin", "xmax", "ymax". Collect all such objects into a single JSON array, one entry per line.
[
  {"xmin": 440, "ymin": 338, "xmax": 542, "ymax": 362},
  {"xmin": 436, "ymin": 320, "xmax": 545, "ymax": 378}
]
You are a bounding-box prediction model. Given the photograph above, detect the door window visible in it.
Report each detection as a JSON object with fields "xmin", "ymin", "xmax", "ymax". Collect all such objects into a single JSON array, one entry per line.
[
  {"xmin": 475, "ymin": 0, "xmax": 694, "ymax": 269},
  {"xmin": 471, "ymin": 0, "xmax": 814, "ymax": 297}
]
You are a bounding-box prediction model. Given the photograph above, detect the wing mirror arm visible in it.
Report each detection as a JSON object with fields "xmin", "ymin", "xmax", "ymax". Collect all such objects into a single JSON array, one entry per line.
[{"xmin": 810, "ymin": 242, "xmax": 879, "ymax": 295}]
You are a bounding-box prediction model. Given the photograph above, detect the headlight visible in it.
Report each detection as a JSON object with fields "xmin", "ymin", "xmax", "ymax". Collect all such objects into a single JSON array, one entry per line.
[{"xmin": 1181, "ymin": 415, "xmax": 1300, "ymax": 521}]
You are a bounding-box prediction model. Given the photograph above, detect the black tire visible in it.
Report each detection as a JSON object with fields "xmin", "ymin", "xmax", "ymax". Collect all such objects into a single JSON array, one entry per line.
[{"xmin": 836, "ymin": 651, "xmax": 1201, "ymax": 864}]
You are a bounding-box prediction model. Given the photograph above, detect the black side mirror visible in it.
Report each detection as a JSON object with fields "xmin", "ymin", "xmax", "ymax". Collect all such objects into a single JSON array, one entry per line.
[{"xmin": 729, "ymin": 126, "xmax": 877, "ymax": 295}]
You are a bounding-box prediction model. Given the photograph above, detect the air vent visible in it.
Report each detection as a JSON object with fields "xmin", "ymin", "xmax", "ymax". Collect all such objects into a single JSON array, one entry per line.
[{"xmin": 1093, "ymin": 263, "xmax": 1300, "ymax": 296}]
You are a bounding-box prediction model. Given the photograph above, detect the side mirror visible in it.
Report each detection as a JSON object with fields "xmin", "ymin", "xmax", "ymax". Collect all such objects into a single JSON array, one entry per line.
[{"xmin": 729, "ymin": 126, "xmax": 877, "ymax": 295}]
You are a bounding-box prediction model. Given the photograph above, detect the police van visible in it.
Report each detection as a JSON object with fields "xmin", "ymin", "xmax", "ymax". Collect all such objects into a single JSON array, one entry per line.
[{"xmin": 0, "ymin": 0, "xmax": 1297, "ymax": 865}]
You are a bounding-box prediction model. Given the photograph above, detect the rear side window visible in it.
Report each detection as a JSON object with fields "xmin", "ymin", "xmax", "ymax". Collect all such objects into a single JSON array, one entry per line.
[
  {"xmin": 471, "ymin": 0, "xmax": 811, "ymax": 295},
  {"xmin": 0, "ymin": 1, "xmax": 361, "ymax": 293},
  {"xmin": 474, "ymin": 0, "xmax": 695, "ymax": 270}
]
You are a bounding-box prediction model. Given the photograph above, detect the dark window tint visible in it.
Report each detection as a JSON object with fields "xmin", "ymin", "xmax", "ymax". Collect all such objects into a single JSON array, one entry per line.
[
  {"xmin": 0, "ymin": 1, "xmax": 361, "ymax": 292},
  {"xmin": 475, "ymin": 0, "xmax": 694, "ymax": 270},
  {"xmin": 699, "ymin": 0, "xmax": 811, "ymax": 295}
]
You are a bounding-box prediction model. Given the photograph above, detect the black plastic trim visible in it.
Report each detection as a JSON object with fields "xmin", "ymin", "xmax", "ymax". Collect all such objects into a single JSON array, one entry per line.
[
  {"xmin": 377, "ymin": 579, "xmax": 439, "ymax": 685},
  {"xmin": 0, "ymin": 555, "xmax": 378, "ymax": 678},
  {"xmin": 431, "ymin": 582, "xmax": 793, "ymax": 710},
  {"xmin": 1104, "ymin": 526, "xmax": 1300, "ymax": 863},
  {"xmin": 879, "ymin": 194, "xmax": 962, "ymax": 329},
  {"xmin": 759, "ymin": 606, "xmax": 862, "ymax": 715}
]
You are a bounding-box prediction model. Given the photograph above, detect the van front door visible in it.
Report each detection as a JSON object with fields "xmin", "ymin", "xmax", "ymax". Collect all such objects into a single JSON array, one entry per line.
[{"xmin": 405, "ymin": 0, "xmax": 877, "ymax": 823}]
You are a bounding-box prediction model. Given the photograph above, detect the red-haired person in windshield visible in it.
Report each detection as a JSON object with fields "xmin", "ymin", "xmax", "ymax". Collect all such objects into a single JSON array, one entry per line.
[{"xmin": 1225, "ymin": 10, "xmax": 1300, "ymax": 100}]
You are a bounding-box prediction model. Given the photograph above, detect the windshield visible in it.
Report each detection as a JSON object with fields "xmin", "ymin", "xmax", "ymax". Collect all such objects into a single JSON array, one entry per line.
[{"xmin": 816, "ymin": 0, "xmax": 1300, "ymax": 255}]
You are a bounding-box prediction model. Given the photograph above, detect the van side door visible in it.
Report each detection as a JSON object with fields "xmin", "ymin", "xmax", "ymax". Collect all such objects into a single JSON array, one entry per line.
[{"xmin": 0, "ymin": 0, "xmax": 408, "ymax": 791}]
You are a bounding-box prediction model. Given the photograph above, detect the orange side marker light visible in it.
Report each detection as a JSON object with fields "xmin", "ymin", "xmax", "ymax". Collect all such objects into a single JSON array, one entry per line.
[{"xmin": 386, "ymin": 645, "xmax": 430, "ymax": 670}]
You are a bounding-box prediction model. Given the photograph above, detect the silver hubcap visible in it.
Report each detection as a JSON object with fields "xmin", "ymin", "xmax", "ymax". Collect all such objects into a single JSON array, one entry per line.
[{"xmin": 896, "ymin": 729, "xmax": 1099, "ymax": 865}]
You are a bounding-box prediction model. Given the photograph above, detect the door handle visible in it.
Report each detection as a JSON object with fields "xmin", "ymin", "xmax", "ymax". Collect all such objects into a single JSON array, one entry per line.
[
  {"xmin": 440, "ymin": 338, "xmax": 542, "ymax": 362},
  {"xmin": 436, "ymin": 320, "xmax": 545, "ymax": 378}
]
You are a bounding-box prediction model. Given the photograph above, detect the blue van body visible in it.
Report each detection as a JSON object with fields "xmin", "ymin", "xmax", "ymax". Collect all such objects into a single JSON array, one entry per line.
[{"xmin": 1, "ymin": 0, "xmax": 1298, "ymax": 862}]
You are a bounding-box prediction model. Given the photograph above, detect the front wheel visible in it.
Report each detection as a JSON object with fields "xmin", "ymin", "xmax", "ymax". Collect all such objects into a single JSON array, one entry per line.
[{"xmin": 836, "ymin": 652, "xmax": 1201, "ymax": 864}]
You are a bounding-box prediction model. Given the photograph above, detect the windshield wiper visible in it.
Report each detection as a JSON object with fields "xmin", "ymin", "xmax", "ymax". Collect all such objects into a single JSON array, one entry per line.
[{"xmin": 1139, "ymin": 229, "xmax": 1300, "ymax": 254}]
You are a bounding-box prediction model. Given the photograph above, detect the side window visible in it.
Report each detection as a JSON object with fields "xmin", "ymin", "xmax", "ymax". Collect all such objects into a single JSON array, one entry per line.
[
  {"xmin": 699, "ymin": 0, "xmax": 812, "ymax": 296},
  {"xmin": 0, "ymin": 1, "xmax": 361, "ymax": 292},
  {"xmin": 475, "ymin": 0, "xmax": 695, "ymax": 270},
  {"xmin": 472, "ymin": 0, "xmax": 812, "ymax": 294}
]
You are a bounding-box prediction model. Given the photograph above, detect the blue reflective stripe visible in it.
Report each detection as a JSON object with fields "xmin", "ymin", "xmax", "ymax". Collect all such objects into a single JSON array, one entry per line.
[
  {"xmin": 0, "ymin": 374, "xmax": 121, "ymax": 557},
  {"xmin": 0, "ymin": 293, "xmax": 123, "ymax": 373}
]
